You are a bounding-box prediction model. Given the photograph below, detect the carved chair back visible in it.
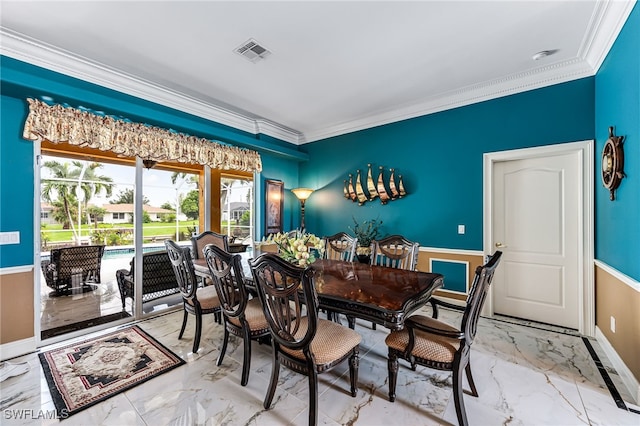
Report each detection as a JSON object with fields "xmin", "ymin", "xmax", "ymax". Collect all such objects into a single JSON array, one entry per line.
[
  {"xmin": 249, "ymin": 253, "xmax": 317, "ymax": 351},
  {"xmin": 191, "ymin": 231, "xmax": 229, "ymax": 259},
  {"xmin": 370, "ymin": 234, "xmax": 419, "ymax": 270},
  {"xmin": 323, "ymin": 232, "xmax": 357, "ymax": 262},
  {"xmin": 165, "ymin": 239, "xmax": 199, "ymax": 301}
]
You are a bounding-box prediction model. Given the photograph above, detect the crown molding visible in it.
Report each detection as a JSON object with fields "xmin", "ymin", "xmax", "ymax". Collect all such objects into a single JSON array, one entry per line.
[
  {"xmin": 1, "ymin": 0, "xmax": 632, "ymax": 146},
  {"xmin": 303, "ymin": 58, "xmax": 595, "ymax": 142},
  {"xmin": 579, "ymin": 0, "xmax": 636, "ymax": 72},
  {"xmin": 0, "ymin": 28, "xmax": 302, "ymax": 144},
  {"xmin": 255, "ymin": 119, "xmax": 304, "ymax": 144},
  {"xmin": 302, "ymin": 0, "xmax": 635, "ymax": 143}
]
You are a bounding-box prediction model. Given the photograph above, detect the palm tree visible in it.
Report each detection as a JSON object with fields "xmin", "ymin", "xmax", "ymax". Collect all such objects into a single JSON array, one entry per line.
[{"xmin": 41, "ymin": 160, "xmax": 114, "ymax": 243}]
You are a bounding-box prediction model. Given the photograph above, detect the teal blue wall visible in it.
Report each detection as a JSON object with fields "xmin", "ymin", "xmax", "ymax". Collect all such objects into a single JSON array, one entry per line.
[
  {"xmin": 301, "ymin": 78, "xmax": 595, "ymax": 251},
  {"xmin": 0, "ymin": 56, "xmax": 301, "ymax": 268},
  {"xmin": 595, "ymin": 3, "xmax": 640, "ymax": 281},
  {"xmin": 0, "ymin": 95, "xmax": 35, "ymax": 267}
]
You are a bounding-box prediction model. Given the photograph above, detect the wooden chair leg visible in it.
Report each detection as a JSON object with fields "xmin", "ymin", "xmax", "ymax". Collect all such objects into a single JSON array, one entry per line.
[
  {"xmin": 264, "ymin": 346, "xmax": 280, "ymax": 409},
  {"xmin": 465, "ymin": 363, "xmax": 478, "ymax": 397},
  {"xmin": 388, "ymin": 351, "xmax": 399, "ymax": 402},
  {"xmin": 240, "ymin": 328, "xmax": 251, "ymax": 387},
  {"xmin": 453, "ymin": 362, "xmax": 469, "ymax": 426},
  {"xmin": 349, "ymin": 349, "xmax": 359, "ymax": 397},
  {"xmin": 193, "ymin": 313, "xmax": 202, "ymax": 353},
  {"xmin": 347, "ymin": 315, "xmax": 356, "ymax": 329},
  {"xmin": 178, "ymin": 310, "xmax": 188, "ymax": 339},
  {"xmin": 217, "ymin": 327, "xmax": 230, "ymax": 367},
  {"xmin": 308, "ymin": 369, "xmax": 318, "ymax": 426}
]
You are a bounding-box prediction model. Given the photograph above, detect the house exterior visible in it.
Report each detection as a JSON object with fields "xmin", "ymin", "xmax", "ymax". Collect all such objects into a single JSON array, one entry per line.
[
  {"xmin": 101, "ymin": 204, "xmax": 177, "ymax": 224},
  {"xmin": 223, "ymin": 201, "xmax": 250, "ymax": 222},
  {"xmin": 1, "ymin": 2, "xmax": 638, "ymax": 402},
  {"xmin": 39, "ymin": 203, "xmax": 55, "ymax": 226},
  {"xmin": 39, "ymin": 203, "xmax": 176, "ymax": 224}
]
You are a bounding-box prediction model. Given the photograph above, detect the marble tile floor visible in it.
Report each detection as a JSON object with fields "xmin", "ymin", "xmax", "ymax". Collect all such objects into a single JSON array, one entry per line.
[{"xmin": 2, "ymin": 306, "xmax": 639, "ymax": 425}]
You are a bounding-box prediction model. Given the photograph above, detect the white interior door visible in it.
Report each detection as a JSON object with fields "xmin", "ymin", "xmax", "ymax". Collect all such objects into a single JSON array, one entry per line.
[{"xmin": 492, "ymin": 151, "xmax": 582, "ymax": 329}]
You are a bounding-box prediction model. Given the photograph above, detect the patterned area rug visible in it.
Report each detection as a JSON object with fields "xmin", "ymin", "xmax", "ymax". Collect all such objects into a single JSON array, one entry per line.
[{"xmin": 38, "ymin": 325, "xmax": 185, "ymax": 418}]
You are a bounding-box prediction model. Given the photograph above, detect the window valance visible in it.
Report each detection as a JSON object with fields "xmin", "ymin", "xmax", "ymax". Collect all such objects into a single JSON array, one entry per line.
[{"xmin": 22, "ymin": 98, "xmax": 262, "ymax": 173}]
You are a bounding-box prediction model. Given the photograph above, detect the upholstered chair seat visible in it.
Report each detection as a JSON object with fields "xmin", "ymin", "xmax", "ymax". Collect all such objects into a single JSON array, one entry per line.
[{"xmin": 280, "ymin": 317, "xmax": 362, "ymax": 365}]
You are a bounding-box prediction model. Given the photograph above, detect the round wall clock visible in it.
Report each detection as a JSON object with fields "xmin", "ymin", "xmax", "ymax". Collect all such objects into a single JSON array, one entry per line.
[{"xmin": 601, "ymin": 126, "xmax": 625, "ymax": 201}]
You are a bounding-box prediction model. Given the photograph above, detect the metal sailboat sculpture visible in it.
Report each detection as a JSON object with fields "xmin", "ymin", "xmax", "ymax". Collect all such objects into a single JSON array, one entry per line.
[
  {"xmin": 377, "ymin": 166, "xmax": 391, "ymax": 205},
  {"xmin": 366, "ymin": 163, "xmax": 378, "ymax": 200},
  {"xmin": 344, "ymin": 164, "xmax": 406, "ymax": 205},
  {"xmin": 347, "ymin": 174, "xmax": 357, "ymax": 202},
  {"xmin": 355, "ymin": 170, "xmax": 368, "ymax": 205},
  {"xmin": 389, "ymin": 168, "xmax": 400, "ymax": 200}
]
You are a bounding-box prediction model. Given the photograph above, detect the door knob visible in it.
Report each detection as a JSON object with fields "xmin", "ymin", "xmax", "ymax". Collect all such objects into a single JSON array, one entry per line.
[{"xmin": 495, "ymin": 242, "xmax": 507, "ymax": 248}]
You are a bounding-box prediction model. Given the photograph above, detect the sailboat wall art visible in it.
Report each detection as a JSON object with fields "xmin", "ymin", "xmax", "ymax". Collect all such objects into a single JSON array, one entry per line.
[{"xmin": 345, "ymin": 164, "xmax": 407, "ymax": 206}]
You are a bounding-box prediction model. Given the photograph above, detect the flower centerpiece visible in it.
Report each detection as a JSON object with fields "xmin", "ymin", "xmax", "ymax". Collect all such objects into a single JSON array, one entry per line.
[
  {"xmin": 265, "ymin": 230, "xmax": 325, "ymax": 267},
  {"xmin": 349, "ymin": 217, "xmax": 383, "ymax": 262}
]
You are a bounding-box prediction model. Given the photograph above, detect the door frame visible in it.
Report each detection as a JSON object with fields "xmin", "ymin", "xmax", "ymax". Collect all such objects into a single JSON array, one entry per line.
[{"xmin": 483, "ymin": 140, "xmax": 594, "ymax": 336}]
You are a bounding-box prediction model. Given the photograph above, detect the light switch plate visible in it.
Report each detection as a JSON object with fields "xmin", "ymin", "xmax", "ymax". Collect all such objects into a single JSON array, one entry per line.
[
  {"xmin": 0, "ymin": 231, "xmax": 20, "ymax": 245},
  {"xmin": 458, "ymin": 225, "xmax": 465, "ymax": 235}
]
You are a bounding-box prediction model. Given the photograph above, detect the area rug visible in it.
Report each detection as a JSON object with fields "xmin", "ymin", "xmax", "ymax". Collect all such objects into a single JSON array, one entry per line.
[{"xmin": 38, "ymin": 325, "xmax": 185, "ymax": 418}]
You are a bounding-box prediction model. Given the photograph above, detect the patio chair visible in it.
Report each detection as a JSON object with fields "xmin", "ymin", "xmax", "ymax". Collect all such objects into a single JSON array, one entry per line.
[
  {"xmin": 385, "ymin": 251, "xmax": 502, "ymax": 426},
  {"xmin": 41, "ymin": 245, "xmax": 105, "ymax": 296}
]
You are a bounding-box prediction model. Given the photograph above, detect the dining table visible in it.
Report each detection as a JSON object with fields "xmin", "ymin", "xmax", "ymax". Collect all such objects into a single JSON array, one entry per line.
[{"xmin": 192, "ymin": 252, "xmax": 443, "ymax": 331}]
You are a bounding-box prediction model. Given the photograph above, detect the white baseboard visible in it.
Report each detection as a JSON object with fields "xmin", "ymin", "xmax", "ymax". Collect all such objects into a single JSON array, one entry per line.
[
  {"xmin": 595, "ymin": 326, "xmax": 640, "ymax": 405},
  {"xmin": 0, "ymin": 337, "xmax": 36, "ymax": 361}
]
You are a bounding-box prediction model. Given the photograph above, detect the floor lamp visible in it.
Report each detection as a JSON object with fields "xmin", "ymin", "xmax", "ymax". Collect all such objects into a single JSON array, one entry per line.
[{"xmin": 291, "ymin": 188, "xmax": 314, "ymax": 231}]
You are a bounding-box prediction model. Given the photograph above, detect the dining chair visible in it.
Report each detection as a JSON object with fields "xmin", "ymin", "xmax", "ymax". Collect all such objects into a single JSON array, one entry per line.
[
  {"xmin": 165, "ymin": 239, "xmax": 221, "ymax": 354},
  {"xmin": 323, "ymin": 232, "xmax": 357, "ymax": 262},
  {"xmin": 191, "ymin": 230, "xmax": 229, "ymax": 259},
  {"xmin": 203, "ymin": 244, "xmax": 270, "ymax": 386},
  {"xmin": 370, "ymin": 234, "xmax": 419, "ymax": 271},
  {"xmin": 191, "ymin": 231, "xmax": 229, "ymax": 286},
  {"xmin": 249, "ymin": 253, "xmax": 362, "ymax": 426},
  {"xmin": 384, "ymin": 251, "xmax": 502, "ymax": 426},
  {"xmin": 322, "ymin": 232, "xmax": 358, "ymax": 324}
]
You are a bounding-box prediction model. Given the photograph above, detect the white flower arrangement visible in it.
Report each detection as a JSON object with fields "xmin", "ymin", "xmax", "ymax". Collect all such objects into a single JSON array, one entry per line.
[{"xmin": 265, "ymin": 231, "xmax": 325, "ymax": 267}]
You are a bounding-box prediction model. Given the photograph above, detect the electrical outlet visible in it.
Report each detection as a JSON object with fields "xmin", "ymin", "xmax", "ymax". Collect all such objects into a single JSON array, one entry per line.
[
  {"xmin": 610, "ymin": 316, "xmax": 616, "ymax": 333},
  {"xmin": 458, "ymin": 225, "xmax": 465, "ymax": 235}
]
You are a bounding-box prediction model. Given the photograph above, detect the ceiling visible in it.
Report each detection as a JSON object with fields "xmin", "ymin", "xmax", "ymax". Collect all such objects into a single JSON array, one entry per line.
[{"xmin": 0, "ymin": 1, "xmax": 635, "ymax": 144}]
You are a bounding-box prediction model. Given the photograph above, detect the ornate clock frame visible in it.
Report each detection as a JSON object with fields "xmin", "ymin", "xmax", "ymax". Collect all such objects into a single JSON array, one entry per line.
[{"xmin": 601, "ymin": 126, "xmax": 625, "ymax": 201}]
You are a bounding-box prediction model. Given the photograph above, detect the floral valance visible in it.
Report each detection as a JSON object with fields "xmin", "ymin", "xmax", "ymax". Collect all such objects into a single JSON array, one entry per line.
[{"xmin": 22, "ymin": 98, "xmax": 262, "ymax": 173}]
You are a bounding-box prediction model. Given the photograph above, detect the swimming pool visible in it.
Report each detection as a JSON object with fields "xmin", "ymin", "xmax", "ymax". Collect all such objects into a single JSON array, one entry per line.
[
  {"xmin": 102, "ymin": 246, "xmax": 167, "ymax": 259},
  {"xmin": 41, "ymin": 245, "xmax": 175, "ymax": 262}
]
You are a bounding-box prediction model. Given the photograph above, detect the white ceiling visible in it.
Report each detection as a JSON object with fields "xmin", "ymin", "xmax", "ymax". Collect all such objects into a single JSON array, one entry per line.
[{"xmin": 0, "ymin": 1, "xmax": 635, "ymax": 144}]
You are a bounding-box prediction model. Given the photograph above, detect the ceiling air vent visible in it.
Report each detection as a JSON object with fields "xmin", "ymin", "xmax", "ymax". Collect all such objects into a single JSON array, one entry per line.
[{"xmin": 234, "ymin": 38, "xmax": 271, "ymax": 63}]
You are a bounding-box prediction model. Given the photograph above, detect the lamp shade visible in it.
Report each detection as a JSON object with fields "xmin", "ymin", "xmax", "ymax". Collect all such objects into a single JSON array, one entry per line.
[{"xmin": 291, "ymin": 188, "xmax": 314, "ymax": 201}]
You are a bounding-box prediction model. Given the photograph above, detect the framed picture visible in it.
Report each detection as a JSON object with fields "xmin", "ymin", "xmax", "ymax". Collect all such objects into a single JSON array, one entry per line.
[{"xmin": 265, "ymin": 179, "xmax": 284, "ymax": 235}]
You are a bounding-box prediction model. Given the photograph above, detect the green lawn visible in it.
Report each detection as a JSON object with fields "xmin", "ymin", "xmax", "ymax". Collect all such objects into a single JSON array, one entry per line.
[{"xmin": 41, "ymin": 221, "xmax": 198, "ymax": 244}]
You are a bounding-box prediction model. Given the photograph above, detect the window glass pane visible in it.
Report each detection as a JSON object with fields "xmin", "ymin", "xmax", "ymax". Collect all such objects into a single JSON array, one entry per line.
[
  {"xmin": 39, "ymin": 156, "xmax": 136, "ymax": 338},
  {"xmin": 221, "ymin": 175, "xmax": 253, "ymax": 246}
]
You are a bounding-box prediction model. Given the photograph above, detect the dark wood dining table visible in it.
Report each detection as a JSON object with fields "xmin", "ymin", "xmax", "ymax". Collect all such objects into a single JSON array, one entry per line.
[{"xmin": 192, "ymin": 255, "xmax": 443, "ymax": 331}]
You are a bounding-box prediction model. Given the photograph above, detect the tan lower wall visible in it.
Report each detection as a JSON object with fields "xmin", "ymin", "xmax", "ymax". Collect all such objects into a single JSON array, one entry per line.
[
  {"xmin": 0, "ymin": 269, "xmax": 35, "ymax": 344},
  {"xmin": 417, "ymin": 250, "xmax": 484, "ymax": 302},
  {"xmin": 595, "ymin": 265, "xmax": 640, "ymax": 381}
]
